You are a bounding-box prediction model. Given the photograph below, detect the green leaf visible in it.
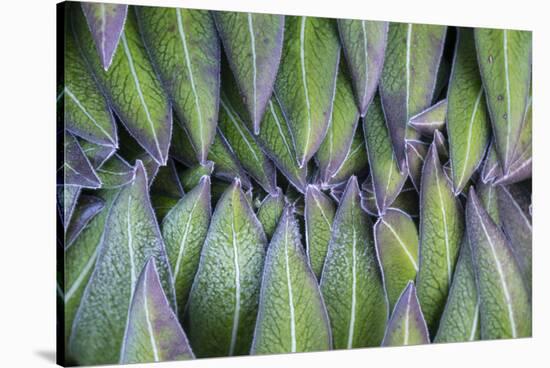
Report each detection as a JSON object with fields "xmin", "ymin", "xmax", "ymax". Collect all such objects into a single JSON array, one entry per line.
[
  {"xmin": 316, "ymin": 66, "xmax": 360, "ymax": 184},
  {"xmin": 68, "ymin": 161, "xmax": 176, "ymax": 365},
  {"xmin": 214, "ymin": 12, "xmax": 284, "ymax": 133},
  {"xmin": 305, "ymin": 185, "xmax": 336, "ymax": 279},
  {"xmin": 251, "ymin": 206, "xmax": 332, "ymax": 354},
  {"xmin": 63, "ymin": 133, "xmax": 101, "ymax": 189},
  {"xmin": 120, "ymin": 259, "xmax": 194, "ymax": 364},
  {"xmin": 466, "ymin": 188, "xmax": 531, "ymax": 339},
  {"xmin": 337, "ymin": 19, "xmax": 388, "ymax": 116},
  {"xmin": 380, "ymin": 23, "xmax": 447, "ymax": 167},
  {"xmin": 475, "ymin": 28, "xmax": 532, "ymax": 173},
  {"xmin": 364, "ymin": 95, "xmax": 407, "ymax": 214},
  {"xmin": 219, "ymin": 97, "xmax": 277, "ymax": 194},
  {"xmin": 79, "ymin": 139, "xmax": 116, "ymax": 168},
  {"xmin": 481, "ymin": 141, "xmax": 501, "ymax": 184},
  {"xmin": 178, "ymin": 161, "xmax": 214, "ymax": 192},
  {"xmin": 95, "ymin": 154, "xmax": 135, "ymax": 189},
  {"xmin": 162, "ymin": 176, "xmax": 211, "ymax": 316},
  {"xmin": 58, "ymin": 185, "xmax": 81, "ymax": 229},
  {"xmin": 448, "ymin": 28, "xmax": 491, "ymax": 194},
  {"xmin": 381, "ymin": 282, "xmax": 430, "ymax": 346},
  {"xmin": 434, "ymin": 237, "xmax": 480, "ymax": 343},
  {"xmin": 408, "ymin": 99, "xmax": 447, "ymax": 137},
  {"xmin": 64, "ymin": 15, "xmax": 117, "ymax": 147},
  {"xmin": 72, "ymin": 6, "xmax": 172, "ymax": 165},
  {"xmin": 186, "ymin": 179, "xmax": 267, "ymax": 357},
  {"xmin": 80, "ymin": 2, "xmax": 127, "ymax": 70},
  {"xmin": 374, "ymin": 208, "xmax": 419, "ymax": 310},
  {"xmin": 327, "ymin": 126, "xmax": 369, "ymax": 186},
  {"xmin": 477, "ymin": 180, "xmax": 501, "ymax": 225},
  {"xmin": 257, "ymin": 187, "xmax": 285, "ymax": 240},
  {"xmin": 65, "ymin": 194, "xmax": 104, "ymax": 247},
  {"xmin": 434, "ymin": 129, "xmax": 449, "ymax": 162},
  {"xmin": 275, "ymin": 16, "xmax": 341, "ymax": 166},
  {"xmin": 416, "ymin": 142, "xmax": 464, "ymax": 335},
  {"xmin": 320, "ymin": 177, "xmax": 388, "ymax": 348},
  {"xmin": 136, "ymin": 7, "xmax": 220, "ymax": 163},
  {"xmin": 405, "ymin": 139, "xmax": 429, "ymax": 192}
]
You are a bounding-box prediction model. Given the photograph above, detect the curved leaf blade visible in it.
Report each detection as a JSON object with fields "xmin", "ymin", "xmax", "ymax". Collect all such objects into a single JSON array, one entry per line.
[
  {"xmin": 63, "ymin": 133, "xmax": 101, "ymax": 189},
  {"xmin": 408, "ymin": 99, "xmax": 447, "ymax": 137},
  {"xmin": 257, "ymin": 187, "xmax": 285, "ymax": 240},
  {"xmin": 405, "ymin": 139, "xmax": 429, "ymax": 192},
  {"xmin": 65, "ymin": 194, "xmax": 105, "ymax": 247}
]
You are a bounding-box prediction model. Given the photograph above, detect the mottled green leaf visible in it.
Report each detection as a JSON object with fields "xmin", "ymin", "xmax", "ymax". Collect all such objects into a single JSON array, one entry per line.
[
  {"xmin": 65, "ymin": 195, "xmax": 104, "ymax": 247},
  {"xmin": 79, "ymin": 139, "xmax": 116, "ymax": 168},
  {"xmin": 63, "ymin": 133, "xmax": 101, "ymax": 189},
  {"xmin": 136, "ymin": 7, "xmax": 219, "ymax": 163},
  {"xmin": 120, "ymin": 259, "xmax": 194, "ymax": 364},
  {"xmin": 434, "ymin": 129, "xmax": 449, "ymax": 162},
  {"xmin": 475, "ymin": 28, "xmax": 531, "ymax": 173},
  {"xmin": 327, "ymin": 126, "xmax": 369, "ymax": 186},
  {"xmin": 408, "ymin": 99, "xmax": 447, "ymax": 137},
  {"xmin": 186, "ymin": 179, "xmax": 267, "ymax": 357},
  {"xmin": 448, "ymin": 28, "xmax": 491, "ymax": 194},
  {"xmin": 405, "ymin": 139, "xmax": 429, "ymax": 192},
  {"xmin": 374, "ymin": 208, "xmax": 419, "ymax": 310},
  {"xmin": 381, "ymin": 282, "xmax": 430, "ymax": 346},
  {"xmin": 58, "ymin": 185, "xmax": 81, "ymax": 229},
  {"xmin": 364, "ymin": 95, "xmax": 407, "ymax": 214},
  {"xmin": 178, "ymin": 161, "xmax": 214, "ymax": 192},
  {"xmin": 72, "ymin": 6, "xmax": 172, "ymax": 164},
  {"xmin": 320, "ymin": 177, "xmax": 387, "ymax": 348},
  {"xmin": 466, "ymin": 188, "xmax": 531, "ymax": 339},
  {"xmin": 380, "ymin": 23, "xmax": 447, "ymax": 167},
  {"xmin": 251, "ymin": 206, "xmax": 331, "ymax": 354},
  {"xmin": 95, "ymin": 153, "xmax": 135, "ymax": 189},
  {"xmin": 434, "ymin": 238, "xmax": 480, "ymax": 342},
  {"xmin": 416, "ymin": 143, "xmax": 464, "ymax": 335},
  {"xmin": 214, "ymin": 12, "xmax": 284, "ymax": 133},
  {"xmin": 162, "ymin": 176, "xmax": 211, "ymax": 316},
  {"xmin": 257, "ymin": 187, "xmax": 285, "ymax": 240},
  {"xmin": 275, "ymin": 16, "xmax": 341, "ymax": 166},
  {"xmin": 69, "ymin": 161, "xmax": 175, "ymax": 365},
  {"xmin": 81, "ymin": 2, "xmax": 127, "ymax": 70},
  {"xmin": 316, "ymin": 66, "xmax": 360, "ymax": 184},
  {"xmin": 477, "ymin": 180, "xmax": 501, "ymax": 225},
  {"xmin": 305, "ymin": 185, "xmax": 336, "ymax": 279},
  {"xmin": 481, "ymin": 141, "xmax": 501, "ymax": 184},
  {"xmin": 337, "ymin": 19, "xmax": 388, "ymax": 116}
]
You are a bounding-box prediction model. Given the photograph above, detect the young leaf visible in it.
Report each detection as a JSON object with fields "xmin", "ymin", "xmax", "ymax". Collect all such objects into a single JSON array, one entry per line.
[
  {"xmin": 257, "ymin": 188, "xmax": 285, "ymax": 240},
  {"xmin": 320, "ymin": 177, "xmax": 388, "ymax": 348},
  {"xmin": 178, "ymin": 161, "xmax": 214, "ymax": 192},
  {"xmin": 219, "ymin": 97, "xmax": 277, "ymax": 194},
  {"xmin": 405, "ymin": 139, "xmax": 429, "ymax": 192},
  {"xmin": 136, "ymin": 7, "xmax": 220, "ymax": 163},
  {"xmin": 68, "ymin": 161, "xmax": 175, "ymax": 365},
  {"xmin": 448, "ymin": 28, "xmax": 491, "ymax": 194},
  {"xmin": 72, "ymin": 6, "xmax": 172, "ymax": 165},
  {"xmin": 416, "ymin": 142, "xmax": 464, "ymax": 335},
  {"xmin": 374, "ymin": 208, "xmax": 419, "ymax": 310},
  {"xmin": 214, "ymin": 12, "xmax": 284, "ymax": 133},
  {"xmin": 327, "ymin": 126, "xmax": 369, "ymax": 186},
  {"xmin": 337, "ymin": 19, "xmax": 388, "ymax": 116},
  {"xmin": 275, "ymin": 16, "xmax": 341, "ymax": 166},
  {"xmin": 251, "ymin": 207, "xmax": 332, "ymax": 354},
  {"xmin": 381, "ymin": 282, "xmax": 430, "ymax": 346},
  {"xmin": 380, "ymin": 23, "xmax": 447, "ymax": 167},
  {"xmin": 186, "ymin": 179, "xmax": 267, "ymax": 357},
  {"xmin": 434, "ymin": 238, "xmax": 480, "ymax": 343},
  {"xmin": 316, "ymin": 66, "xmax": 360, "ymax": 184},
  {"xmin": 408, "ymin": 99, "xmax": 447, "ymax": 137},
  {"xmin": 475, "ymin": 29, "xmax": 532, "ymax": 173},
  {"xmin": 63, "ymin": 133, "xmax": 101, "ymax": 189},
  {"xmin": 120, "ymin": 259, "xmax": 194, "ymax": 364},
  {"xmin": 65, "ymin": 195, "xmax": 104, "ymax": 247},
  {"xmin": 81, "ymin": 2, "xmax": 127, "ymax": 70},
  {"xmin": 162, "ymin": 176, "xmax": 211, "ymax": 316},
  {"xmin": 364, "ymin": 95, "xmax": 407, "ymax": 215},
  {"xmin": 305, "ymin": 185, "xmax": 336, "ymax": 279},
  {"xmin": 466, "ymin": 188, "xmax": 531, "ymax": 339}
]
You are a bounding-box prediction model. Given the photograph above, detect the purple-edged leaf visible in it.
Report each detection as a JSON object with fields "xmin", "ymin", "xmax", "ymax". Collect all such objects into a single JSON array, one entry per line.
[
  {"xmin": 72, "ymin": 6, "xmax": 172, "ymax": 165},
  {"xmin": 58, "ymin": 185, "xmax": 81, "ymax": 230},
  {"xmin": 95, "ymin": 154, "xmax": 134, "ymax": 189},
  {"xmin": 63, "ymin": 133, "xmax": 101, "ymax": 189},
  {"xmin": 416, "ymin": 142, "xmax": 464, "ymax": 335},
  {"xmin": 405, "ymin": 139, "xmax": 429, "ymax": 192},
  {"xmin": 381, "ymin": 282, "xmax": 430, "ymax": 346},
  {"xmin": 251, "ymin": 206, "xmax": 332, "ymax": 354},
  {"xmin": 121, "ymin": 259, "xmax": 194, "ymax": 364},
  {"xmin": 136, "ymin": 7, "xmax": 220, "ymax": 163},
  {"xmin": 79, "ymin": 139, "xmax": 116, "ymax": 169},
  {"xmin": 275, "ymin": 16, "xmax": 341, "ymax": 167},
  {"xmin": 69, "ymin": 161, "xmax": 175, "ymax": 365},
  {"xmin": 81, "ymin": 2, "xmax": 127, "ymax": 71},
  {"xmin": 320, "ymin": 177, "xmax": 388, "ymax": 348},
  {"xmin": 178, "ymin": 161, "xmax": 214, "ymax": 193},
  {"xmin": 151, "ymin": 159, "xmax": 184, "ymax": 199},
  {"xmin": 305, "ymin": 185, "xmax": 336, "ymax": 279},
  {"xmin": 364, "ymin": 95, "xmax": 407, "ymax": 215},
  {"xmin": 475, "ymin": 29, "xmax": 531, "ymax": 173},
  {"xmin": 380, "ymin": 23, "xmax": 447, "ymax": 168},
  {"xmin": 466, "ymin": 188, "xmax": 531, "ymax": 339},
  {"xmin": 434, "ymin": 129, "xmax": 449, "ymax": 162},
  {"xmin": 326, "ymin": 125, "xmax": 369, "ymax": 187},
  {"xmin": 477, "ymin": 180, "xmax": 501, "ymax": 225},
  {"xmin": 256, "ymin": 187, "xmax": 285, "ymax": 240},
  {"xmin": 337, "ymin": 19, "xmax": 388, "ymax": 116},
  {"xmin": 447, "ymin": 28, "xmax": 491, "ymax": 195},
  {"xmin": 214, "ymin": 12, "xmax": 284, "ymax": 134},
  {"xmin": 316, "ymin": 66, "xmax": 360, "ymax": 183},
  {"xmin": 481, "ymin": 141, "xmax": 501, "ymax": 184},
  {"xmin": 65, "ymin": 195, "xmax": 104, "ymax": 247},
  {"xmin": 408, "ymin": 99, "xmax": 447, "ymax": 137}
]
